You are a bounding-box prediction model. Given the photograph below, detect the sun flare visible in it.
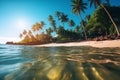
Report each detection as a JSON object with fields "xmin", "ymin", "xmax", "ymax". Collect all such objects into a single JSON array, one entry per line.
[{"xmin": 16, "ymin": 19, "xmax": 28, "ymax": 29}]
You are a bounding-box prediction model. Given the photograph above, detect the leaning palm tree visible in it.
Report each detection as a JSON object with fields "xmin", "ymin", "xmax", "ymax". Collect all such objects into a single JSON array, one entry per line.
[
  {"xmin": 88, "ymin": 0, "xmax": 120, "ymax": 36},
  {"xmin": 40, "ymin": 21, "xmax": 45, "ymax": 29},
  {"xmin": 32, "ymin": 21, "xmax": 44, "ymax": 33},
  {"xmin": 81, "ymin": 20, "xmax": 87, "ymax": 38},
  {"xmin": 71, "ymin": 0, "xmax": 88, "ymax": 40},
  {"xmin": 55, "ymin": 11, "xmax": 61, "ymax": 25},
  {"xmin": 23, "ymin": 29, "xmax": 27, "ymax": 35},
  {"xmin": 51, "ymin": 20, "xmax": 56, "ymax": 31},
  {"xmin": 35, "ymin": 23, "xmax": 39, "ymax": 32},
  {"xmin": 48, "ymin": 15, "xmax": 56, "ymax": 31},
  {"xmin": 32, "ymin": 24, "xmax": 37, "ymax": 32},
  {"xmin": 32, "ymin": 23, "xmax": 39, "ymax": 32},
  {"xmin": 46, "ymin": 27, "xmax": 53, "ymax": 36},
  {"xmin": 28, "ymin": 30, "xmax": 32, "ymax": 36}
]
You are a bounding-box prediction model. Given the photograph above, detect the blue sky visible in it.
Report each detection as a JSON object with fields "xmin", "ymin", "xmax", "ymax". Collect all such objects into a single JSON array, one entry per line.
[{"xmin": 0, "ymin": 0, "xmax": 120, "ymax": 43}]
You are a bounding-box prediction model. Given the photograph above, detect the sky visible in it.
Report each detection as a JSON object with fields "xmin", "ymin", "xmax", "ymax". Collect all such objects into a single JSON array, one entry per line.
[{"xmin": 0, "ymin": 0, "xmax": 120, "ymax": 43}]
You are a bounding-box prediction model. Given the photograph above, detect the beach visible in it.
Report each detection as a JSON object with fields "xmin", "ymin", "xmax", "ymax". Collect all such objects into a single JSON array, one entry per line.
[{"xmin": 34, "ymin": 39, "xmax": 120, "ymax": 48}]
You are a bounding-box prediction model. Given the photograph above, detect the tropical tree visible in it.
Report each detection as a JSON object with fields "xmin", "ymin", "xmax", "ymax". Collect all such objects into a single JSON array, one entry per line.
[
  {"xmin": 71, "ymin": 0, "xmax": 88, "ymax": 40},
  {"xmin": 55, "ymin": 11, "xmax": 61, "ymax": 26},
  {"xmin": 23, "ymin": 29, "xmax": 27, "ymax": 35},
  {"xmin": 28, "ymin": 30, "xmax": 32, "ymax": 39},
  {"xmin": 23, "ymin": 34, "xmax": 30, "ymax": 43},
  {"xmin": 86, "ymin": 5, "xmax": 120, "ymax": 38},
  {"xmin": 48, "ymin": 15, "xmax": 53, "ymax": 22},
  {"xmin": 32, "ymin": 24, "xmax": 36, "ymax": 32},
  {"xmin": 56, "ymin": 11, "xmax": 61, "ymax": 20},
  {"xmin": 80, "ymin": 20, "xmax": 88, "ymax": 37},
  {"xmin": 88, "ymin": 0, "xmax": 120, "ymax": 36},
  {"xmin": 48, "ymin": 15, "xmax": 56, "ymax": 31},
  {"xmin": 69, "ymin": 20, "xmax": 75, "ymax": 28},
  {"xmin": 28, "ymin": 30, "xmax": 32, "ymax": 36},
  {"xmin": 35, "ymin": 34, "xmax": 40, "ymax": 41},
  {"xmin": 59, "ymin": 13, "xmax": 69, "ymax": 27},
  {"xmin": 19, "ymin": 33, "xmax": 23, "ymax": 39},
  {"xmin": 32, "ymin": 23, "xmax": 40, "ymax": 32},
  {"xmin": 32, "ymin": 21, "xmax": 44, "ymax": 32},
  {"xmin": 51, "ymin": 20, "xmax": 56, "ymax": 31},
  {"xmin": 40, "ymin": 21, "xmax": 45, "ymax": 29},
  {"xmin": 46, "ymin": 27, "xmax": 53, "ymax": 36}
]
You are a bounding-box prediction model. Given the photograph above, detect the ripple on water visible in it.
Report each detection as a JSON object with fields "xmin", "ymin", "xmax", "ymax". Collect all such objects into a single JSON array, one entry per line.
[{"xmin": 0, "ymin": 45, "xmax": 120, "ymax": 80}]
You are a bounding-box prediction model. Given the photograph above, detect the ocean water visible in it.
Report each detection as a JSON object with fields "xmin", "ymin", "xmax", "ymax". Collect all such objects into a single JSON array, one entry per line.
[{"xmin": 0, "ymin": 44, "xmax": 120, "ymax": 80}]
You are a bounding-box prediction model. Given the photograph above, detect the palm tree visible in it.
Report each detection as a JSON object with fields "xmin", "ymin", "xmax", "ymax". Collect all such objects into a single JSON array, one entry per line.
[
  {"xmin": 48, "ymin": 15, "xmax": 56, "ymax": 31},
  {"xmin": 24, "ymin": 34, "xmax": 30, "ymax": 43},
  {"xmin": 48, "ymin": 15, "xmax": 53, "ymax": 22},
  {"xmin": 81, "ymin": 20, "xmax": 87, "ymax": 38},
  {"xmin": 32, "ymin": 23, "xmax": 39, "ymax": 32},
  {"xmin": 23, "ymin": 29, "xmax": 27, "ymax": 35},
  {"xmin": 51, "ymin": 20, "xmax": 56, "ymax": 31},
  {"xmin": 28, "ymin": 30, "xmax": 32, "ymax": 36},
  {"xmin": 46, "ymin": 27, "xmax": 53, "ymax": 36},
  {"xmin": 35, "ymin": 34, "xmax": 40, "ymax": 41},
  {"xmin": 55, "ymin": 11, "xmax": 61, "ymax": 26},
  {"xmin": 71, "ymin": 0, "xmax": 88, "ymax": 40},
  {"xmin": 28, "ymin": 30, "xmax": 33, "ymax": 39},
  {"xmin": 56, "ymin": 11, "xmax": 61, "ymax": 20},
  {"xmin": 28, "ymin": 30, "xmax": 35, "ymax": 42},
  {"xmin": 40, "ymin": 21, "xmax": 45, "ymax": 29},
  {"xmin": 69, "ymin": 20, "xmax": 75, "ymax": 27},
  {"xmin": 32, "ymin": 24, "xmax": 36, "ymax": 32},
  {"xmin": 32, "ymin": 21, "xmax": 44, "ymax": 32},
  {"xmin": 59, "ymin": 13, "xmax": 69, "ymax": 27},
  {"xmin": 88, "ymin": 0, "xmax": 120, "ymax": 36},
  {"xmin": 19, "ymin": 33, "xmax": 23, "ymax": 39}
]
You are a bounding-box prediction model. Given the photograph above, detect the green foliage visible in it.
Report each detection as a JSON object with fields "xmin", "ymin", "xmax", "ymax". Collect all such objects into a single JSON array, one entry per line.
[
  {"xmin": 86, "ymin": 5, "xmax": 120, "ymax": 38},
  {"xmin": 69, "ymin": 19, "xmax": 75, "ymax": 27},
  {"xmin": 48, "ymin": 15, "xmax": 56, "ymax": 31},
  {"xmin": 88, "ymin": 0, "xmax": 109, "ymax": 8},
  {"xmin": 71, "ymin": 0, "xmax": 87, "ymax": 15},
  {"xmin": 57, "ymin": 26, "xmax": 82, "ymax": 42},
  {"xmin": 18, "ymin": 3, "xmax": 120, "ymax": 45}
]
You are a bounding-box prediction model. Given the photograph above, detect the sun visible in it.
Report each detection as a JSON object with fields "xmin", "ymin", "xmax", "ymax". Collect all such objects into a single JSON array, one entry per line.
[
  {"xmin": 18, "ymin": 20, "xmax": 26, "ymax": 27},
  {"xmin": 16, "ymin": 19, "xmax": 28, "ymax": 29}
]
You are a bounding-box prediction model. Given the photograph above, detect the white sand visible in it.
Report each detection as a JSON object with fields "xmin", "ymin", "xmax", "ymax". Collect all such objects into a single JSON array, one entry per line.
[{"xmin": 34, "ymin": 40, "xmax": 120, "ymax": 48}]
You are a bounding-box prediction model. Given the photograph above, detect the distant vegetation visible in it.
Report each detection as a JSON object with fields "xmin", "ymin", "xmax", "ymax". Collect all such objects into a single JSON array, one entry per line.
[{"xmin": 7, "ymin": 0, "xmax": 120, "ymax": 45}]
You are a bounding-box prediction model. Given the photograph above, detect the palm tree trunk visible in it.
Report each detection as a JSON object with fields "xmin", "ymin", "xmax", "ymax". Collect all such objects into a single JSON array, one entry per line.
[
  {"xmin": 101, "ymin": 4, "xmax": 120, "ymax": 36},
  {"xmin": 79, "ymin": 14, "xmax": 88, "ymax": 40}
]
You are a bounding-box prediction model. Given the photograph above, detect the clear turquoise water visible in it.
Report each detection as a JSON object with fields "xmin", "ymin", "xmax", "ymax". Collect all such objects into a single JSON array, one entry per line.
[{"xmin": 0, "ymin": 44, "xmax": 120, "ymax": 80}]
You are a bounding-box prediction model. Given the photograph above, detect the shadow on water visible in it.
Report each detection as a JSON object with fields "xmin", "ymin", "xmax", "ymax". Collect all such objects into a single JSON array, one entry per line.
[{"xmin": 0, "ymin": 45, "xmax": 120, "ymax": 80}]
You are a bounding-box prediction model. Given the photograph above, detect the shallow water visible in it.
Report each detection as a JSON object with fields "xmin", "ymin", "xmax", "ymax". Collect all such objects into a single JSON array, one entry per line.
[{"xmin": 0, "ymin": 44, "xmax": 120, "ymax": 80}]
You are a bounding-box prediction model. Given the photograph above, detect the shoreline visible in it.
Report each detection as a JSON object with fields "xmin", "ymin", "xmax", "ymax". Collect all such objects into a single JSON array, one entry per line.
[{"xmin": 34, "ymin": 39, "xmax": 120, "ymax": 48}]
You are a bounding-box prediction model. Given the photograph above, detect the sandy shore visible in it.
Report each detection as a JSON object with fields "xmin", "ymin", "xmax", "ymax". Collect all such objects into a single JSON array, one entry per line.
[{"xmin": 34, "ymin": 40, "xmax": 120, "ymax": 48}]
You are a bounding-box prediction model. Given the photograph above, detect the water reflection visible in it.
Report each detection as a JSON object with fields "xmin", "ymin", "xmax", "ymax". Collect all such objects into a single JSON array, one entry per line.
[{"xmin": 1, "ymin": 46, "xmax": 120, "ymax": 80}]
